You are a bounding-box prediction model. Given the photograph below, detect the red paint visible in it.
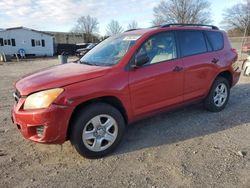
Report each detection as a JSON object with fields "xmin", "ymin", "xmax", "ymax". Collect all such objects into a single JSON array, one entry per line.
[{"xmin": 12, "ymin": 26, "xmax": 240, "ymax": 144}]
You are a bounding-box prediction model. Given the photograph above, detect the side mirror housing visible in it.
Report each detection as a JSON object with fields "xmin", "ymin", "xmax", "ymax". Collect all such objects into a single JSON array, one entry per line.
[{"xmin": 134, "ymin": 53, "xmax": 149, "ymax": 67}]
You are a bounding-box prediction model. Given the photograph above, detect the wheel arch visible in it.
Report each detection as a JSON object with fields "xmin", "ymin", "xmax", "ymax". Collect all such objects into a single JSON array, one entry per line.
[
  {"xmin": 66, "ymin": 96, "xmax": 128, "ymax": 140},
  {"xmin": 216, "ymin": 70, "xmax": 233, "ymax": 87}
]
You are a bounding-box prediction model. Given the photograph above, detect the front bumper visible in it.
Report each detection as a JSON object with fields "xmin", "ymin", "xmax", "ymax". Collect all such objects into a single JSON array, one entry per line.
[{"xmin": 11, "ymin": 98, "xmax": 73, "ymax": 144}]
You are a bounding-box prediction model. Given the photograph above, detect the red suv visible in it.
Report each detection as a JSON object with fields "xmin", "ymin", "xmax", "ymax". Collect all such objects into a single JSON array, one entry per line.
[{"xmin": 12, "ymin": 24, "xmax": 240, "ymax": 158}]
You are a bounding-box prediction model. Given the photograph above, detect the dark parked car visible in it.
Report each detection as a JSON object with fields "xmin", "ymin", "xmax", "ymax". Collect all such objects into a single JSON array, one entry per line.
[{"xmin": 75, "ymin": 43, "xmax": 97, "ymax": 57}]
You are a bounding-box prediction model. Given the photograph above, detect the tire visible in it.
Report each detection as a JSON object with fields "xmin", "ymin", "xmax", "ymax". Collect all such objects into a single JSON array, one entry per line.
[
  {"xmin": 70, "ymin": 103, "xmax": 125, "ymax": 158},
  {"xmin": 204, "ymin": 76, "xmax": 230, "ymax": 112}
]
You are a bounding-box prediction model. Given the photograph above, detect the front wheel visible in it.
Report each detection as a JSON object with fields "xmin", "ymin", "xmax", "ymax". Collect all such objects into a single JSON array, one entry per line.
[
  {"xmin": 70, "ymin": 103, "xmax": 125, "ymax": 158},
  {"xmin": 204, "ymin": 77, "xmax": 230, "ymax": 112}
]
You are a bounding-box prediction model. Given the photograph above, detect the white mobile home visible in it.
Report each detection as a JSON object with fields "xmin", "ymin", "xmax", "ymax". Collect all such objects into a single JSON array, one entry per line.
[{"xmin": 0, "ymin": 27, "xmax": 54, "ymax": 56}]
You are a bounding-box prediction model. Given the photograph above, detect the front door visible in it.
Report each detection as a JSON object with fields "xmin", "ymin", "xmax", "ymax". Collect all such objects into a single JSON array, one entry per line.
[{"xmin": 129, "ymin": 32, "xmax": 184, "ymax": 116}]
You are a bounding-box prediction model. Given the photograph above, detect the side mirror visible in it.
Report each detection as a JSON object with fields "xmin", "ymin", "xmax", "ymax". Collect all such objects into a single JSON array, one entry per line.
[{"xmin": 134, "ymin": 52, "xmax": 149, "ymax": 67}]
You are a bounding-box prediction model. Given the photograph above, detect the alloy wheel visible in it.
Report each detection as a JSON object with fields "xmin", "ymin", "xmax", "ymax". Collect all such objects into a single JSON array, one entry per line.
[{"xmin": 82, "ymin": 115, "xmax": 118, "ymax": 152}]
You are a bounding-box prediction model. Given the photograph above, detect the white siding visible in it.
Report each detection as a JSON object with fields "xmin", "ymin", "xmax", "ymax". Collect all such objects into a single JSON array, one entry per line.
[{"xmin": 0, "ymin": 28, "xmax": 54, "ymax": 56}]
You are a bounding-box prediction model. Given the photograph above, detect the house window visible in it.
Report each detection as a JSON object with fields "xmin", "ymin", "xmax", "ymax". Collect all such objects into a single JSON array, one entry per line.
[
  {"xmin": 35, "ymin": 40, "xmax": 41, "ymax": 46},
  {"xmin": 31, "ymin": 39, "xmax": 35, "ymax": 47},
  {"xmin": 4, "ymin": 39, "xmax": 7, "ymax": 45},
  {"xmin": 0, "ymin": 38, "xmax": 3, "ymax": 46},
  {"xmin": 41, "ymin": 39, "xmax": 45, "ymax": 47},
  {"xmin": 7, "ymin": 39, "xmax": 11, "ymax": 45},
  {"xmin": 11, "ymin": 39, "xmax": 16, "ymax": 46}
]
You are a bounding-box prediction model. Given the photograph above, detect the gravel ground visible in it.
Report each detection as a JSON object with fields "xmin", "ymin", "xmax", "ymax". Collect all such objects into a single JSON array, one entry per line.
[{"xmin": 0, "ymin": 58, "xmax": 250, "ymax": 188}]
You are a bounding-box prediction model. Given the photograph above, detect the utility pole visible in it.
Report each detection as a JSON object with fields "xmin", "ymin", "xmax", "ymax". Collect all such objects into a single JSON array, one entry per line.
[{"xmin": 240, "ymin": 0, "xmax": 250, "ymax": 59}]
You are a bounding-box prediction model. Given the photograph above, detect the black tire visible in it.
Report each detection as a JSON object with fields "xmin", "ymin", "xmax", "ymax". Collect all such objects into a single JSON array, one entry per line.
[
  {"xmin": 204, "ymin": 76, "xmax": 230, "ymax": 112},
  {"xmin": 70, "ymin": 103, "xmax": 125, "ymax": 159}
]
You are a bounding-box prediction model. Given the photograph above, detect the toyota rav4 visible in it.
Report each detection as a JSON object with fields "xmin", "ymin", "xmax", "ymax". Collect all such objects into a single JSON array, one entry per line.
[{"xmin": 12, "ymin": 24, "xmax": 240, "ymax": 158}]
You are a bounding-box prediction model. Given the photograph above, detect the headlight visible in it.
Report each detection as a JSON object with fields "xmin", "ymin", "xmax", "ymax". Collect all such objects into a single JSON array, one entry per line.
[{"xmin": 23, "ymin": 88, "xmax": 64, "ymax": 110}]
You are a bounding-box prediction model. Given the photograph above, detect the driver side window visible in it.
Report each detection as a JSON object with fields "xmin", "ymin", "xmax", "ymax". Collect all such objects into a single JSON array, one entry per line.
[{"xmin": 138, "ymin": 32, "xmax": 177, "ymax": 65}]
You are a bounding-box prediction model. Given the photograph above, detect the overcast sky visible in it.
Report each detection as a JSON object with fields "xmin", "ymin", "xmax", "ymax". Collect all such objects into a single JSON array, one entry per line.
[{"xmin": 0, "ymin": 0, "xmax": 245, "ymax": 35}]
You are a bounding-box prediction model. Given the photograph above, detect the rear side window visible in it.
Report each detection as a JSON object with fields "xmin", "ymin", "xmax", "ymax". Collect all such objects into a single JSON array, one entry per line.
[
  {"xmin": 206, "ymin": 31, "xmax": 224, "ymax": 51},
  {"xmin": 179, "ymin": 31, "xmax": 207, "ymax": 57}
]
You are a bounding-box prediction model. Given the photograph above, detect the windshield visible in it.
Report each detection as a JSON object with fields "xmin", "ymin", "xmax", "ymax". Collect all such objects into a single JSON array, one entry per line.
[{"xmin": 80, "ymin": 35, "xmax": 141, "ymax": 66}]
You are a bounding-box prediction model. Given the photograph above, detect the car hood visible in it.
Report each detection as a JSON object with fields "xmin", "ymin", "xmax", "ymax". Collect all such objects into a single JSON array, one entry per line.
[{"xmin": 16, "ymin": 63, "xmax": 110, "ymax": 96}]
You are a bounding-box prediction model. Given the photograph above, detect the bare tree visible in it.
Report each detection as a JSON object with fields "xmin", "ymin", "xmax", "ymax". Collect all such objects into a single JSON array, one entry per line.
[
  {"xmin": 222, "ymin": 0, "xmax": 250, "ymax": 34},
  {"xmin": 106, "ymin": 20, "xmax": 124, "ymax": 36},
  {"xmin": 72, "ymin": 15, "xmax": 99, "ymax": 42},
  {"xmin": 72, "ymin": 15, "xmax": 99, "ymax": 34},
  {"xmin": 152, "ymin": 0, "xmax": 211, "ymax": 26},
  {"xmin": 127, "ymin": 20, "xmax": 139, "ymax": 30}
]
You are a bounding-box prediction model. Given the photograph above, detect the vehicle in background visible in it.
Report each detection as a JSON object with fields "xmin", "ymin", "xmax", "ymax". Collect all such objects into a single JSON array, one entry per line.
[
  {"xmin": 242, "ymin": 55, "xmax": 250, "ymax": 76},
  {"xmin": 75, "ymin": 43, "xmax": 90, "ymax": 56},
  {"xmin": 242, "ymin": 43, "xmax": 250, "ymax": 54},
  {"xmin": 75, "ymin": 43, "xmax": 97, "ymax": 57}
]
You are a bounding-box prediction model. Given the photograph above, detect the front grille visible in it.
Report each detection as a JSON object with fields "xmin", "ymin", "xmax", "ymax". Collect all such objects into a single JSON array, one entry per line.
[{"xmin": 13, "ymin": 90, "xmax": 21, "ymax": 103}]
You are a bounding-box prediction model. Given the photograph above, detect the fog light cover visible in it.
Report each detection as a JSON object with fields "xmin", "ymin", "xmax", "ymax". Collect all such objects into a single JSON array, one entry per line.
[{"xmin": 36, "ymin": 126, "xmax": 44, "ymax": 137}]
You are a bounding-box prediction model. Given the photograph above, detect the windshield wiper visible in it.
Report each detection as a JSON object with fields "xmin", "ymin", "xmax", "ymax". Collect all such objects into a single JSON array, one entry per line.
[
  {"xmin": 80, "ymin": 60, "xmax": 114, "ymax": 66},
  {"xmin": 80, "ymin": 61, "xmax": 95, "ymax": 66},
  {"xmin": 99, "ymin": 63, "xmax": 114, "ymax": 66}
]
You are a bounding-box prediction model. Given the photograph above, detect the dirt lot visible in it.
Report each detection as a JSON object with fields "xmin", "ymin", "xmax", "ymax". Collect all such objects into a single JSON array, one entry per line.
[{"xmin": 0, "ymin": 58, "xmax": 250, "ymax": 188}]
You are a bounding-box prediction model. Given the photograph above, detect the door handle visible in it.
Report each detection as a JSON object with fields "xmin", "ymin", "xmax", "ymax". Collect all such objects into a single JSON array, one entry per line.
[
  {"xmin": 211, "ymin": 58, "xmax": 219, "ymax": 64},
  {"xmin": 173, "ymin": 66, "xmax": 183, "ymax": 72}
]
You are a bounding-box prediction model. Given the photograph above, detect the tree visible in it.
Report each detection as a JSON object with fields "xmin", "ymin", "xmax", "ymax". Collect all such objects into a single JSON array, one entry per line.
[
  {"xmin": 152, "ymin": 0, "xmax": 211, "ymax": 26},
  {"xmin": 127, "ymin": 20, "xmax": 138, "ymax": 30},
  {"xmin": 106, "ymin": 20, "xmax": 124, "ymax": 36},
  {"xmin": 222, "ymin": 0, "xmax": 250, "ymax": 35},
  {"xmin": 72, "ymin": 15, "xmax": 99, "ymax": 34},
  {"xmin": 72, "ymin": 15, "xmax": 99, "ymax": 42}
]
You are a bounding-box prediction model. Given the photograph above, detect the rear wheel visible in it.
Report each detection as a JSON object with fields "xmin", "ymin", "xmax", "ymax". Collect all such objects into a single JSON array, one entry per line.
[
  {"xmin": 204, "ymin": 77, "xmax": 230, "ymax": 112},
  {"xmin": 70, "ymin": 103, "xmax": 125, "ymax": 158}
]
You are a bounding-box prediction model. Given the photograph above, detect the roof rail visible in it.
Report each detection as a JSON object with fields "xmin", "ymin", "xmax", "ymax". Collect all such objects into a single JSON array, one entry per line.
[
  {"xmin": 124, "ymin": 28, "xmax": 141, "ymax": 32},
  {"xmin": 160, "ymin": 23, "xmax": 219, "ymax": 30}
]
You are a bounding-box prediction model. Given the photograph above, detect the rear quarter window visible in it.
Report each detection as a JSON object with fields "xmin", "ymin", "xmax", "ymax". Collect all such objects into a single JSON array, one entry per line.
[
  {"xmin": 178, "ymin": 31, "xmax": 207, "ymax": 57},
  {"xmin": 205, "ymin": 31, "xmax": 224, "ymax": 51}
]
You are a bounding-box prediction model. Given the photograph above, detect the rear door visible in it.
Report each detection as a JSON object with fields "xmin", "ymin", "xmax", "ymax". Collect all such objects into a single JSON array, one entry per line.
[
  {"xmin": 205, "ymin": 30, "xmax": 224, "ymax": 64},
  {"xmin": 129, "ymin": 32, "xmax": 184, "ymax": 116},
  {"xmin": 177, "ymin": 30, "xmax": 219, "ymax": 101}
]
